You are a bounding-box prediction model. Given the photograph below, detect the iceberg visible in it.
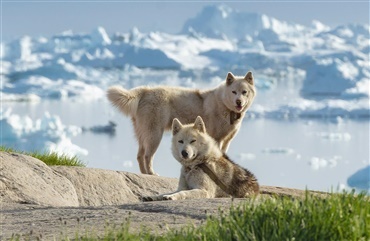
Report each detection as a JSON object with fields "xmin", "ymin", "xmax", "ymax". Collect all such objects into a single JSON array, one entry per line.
[
  {"xmin": 0, "ymin": 4, "xmax": 369, "ymax": 120},
  {"xmin": 181, "ymin": 4, "xmax": 305, "ymax": 39},
  {"xmin": 248, "ymin": 99, "xmax": 370, "ymax": 119},
  {"xmin": 347, "ymin": 165, "xmax": 370, "ymax": 192},
  {"xmin": 0, "ymin": 108, "xmax": 87, "ymax": 157},
  {"xmin": 309, "ymin": 156, "xmax": 340, "ymax": 170}
]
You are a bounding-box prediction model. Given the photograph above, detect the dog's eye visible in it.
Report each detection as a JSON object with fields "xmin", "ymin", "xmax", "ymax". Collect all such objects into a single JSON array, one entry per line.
[
  {"xmin": 232, "ymin": 91, "xmax": 237, "ymax": 95},
  {"xmin": 190, "ymin": 140, "xmax": 196, "ymax": 144},
  {"xmin": 178, "ymin": 140, "xmax": 184, "ymax": 144},
  {"xmin": 242, "ymin": 90, "xmax": 247, "ymax": 95}
]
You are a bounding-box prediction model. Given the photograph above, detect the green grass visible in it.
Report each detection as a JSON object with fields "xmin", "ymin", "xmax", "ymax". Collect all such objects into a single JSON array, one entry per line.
[
  {"xmin": 1, "ymin": 145, "xmax": 86, "ymax": 167},
  {"xmin": 75, "ymin": 190, "xmax": 369, "ymax": 241}
]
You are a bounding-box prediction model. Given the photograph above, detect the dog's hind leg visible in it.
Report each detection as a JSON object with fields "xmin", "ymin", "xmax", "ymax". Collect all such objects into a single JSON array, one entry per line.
[
  {"xmin": 143, "ymin": 129, "xmax": 163, "ymax": 175},
  {"xmin": 133, "ymin": 118, "xmax": 149, "ymax": 174},
  {"xmin": 136, "ymin": 145, "xmax": 147, "ymax": 174}
]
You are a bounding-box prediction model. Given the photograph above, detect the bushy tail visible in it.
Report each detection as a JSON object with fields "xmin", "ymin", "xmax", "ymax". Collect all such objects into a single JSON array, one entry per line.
[{"xmin": 107, "ymin": 86, "xmax": 139, "ymax": 117}]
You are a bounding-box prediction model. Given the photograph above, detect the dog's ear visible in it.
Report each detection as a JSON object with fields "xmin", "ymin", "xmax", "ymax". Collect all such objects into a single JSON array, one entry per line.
[
  {"xmin": 244, "ymin": 71, "xmax": 254, "ymax": 85},
  {"xmin": 193, "ymin": 116, "xmax": 206, "ymax": 133},
  {"xmin": 226, "ymin": 72, "xmax": 235, "ymax": 85},
  {"xmin": 172, "ymin": 118, "xmax": 183, "ymax": 135}
]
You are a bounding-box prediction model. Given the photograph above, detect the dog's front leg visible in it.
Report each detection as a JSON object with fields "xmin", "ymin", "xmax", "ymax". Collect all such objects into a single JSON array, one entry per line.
[
  {"xmin": 141, "ymin": 190, "xmax": 180, "ymax": 202},
  {"xmin": 220, "ymin": 129, "xmax": 238, "ymax": 153},
  {"xmin": 163, "ymin": 189, "xmax": 210, "ymax": 200}
]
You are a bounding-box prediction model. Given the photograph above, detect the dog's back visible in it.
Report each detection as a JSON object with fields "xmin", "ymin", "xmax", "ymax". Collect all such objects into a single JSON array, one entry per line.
[
  {"xmin": 215, "ymin": 154, "xmax": 259, "ymax": 197},
  {"xmin": 107, "ymin": 71, "xmax": 256, "ymax": 175}
]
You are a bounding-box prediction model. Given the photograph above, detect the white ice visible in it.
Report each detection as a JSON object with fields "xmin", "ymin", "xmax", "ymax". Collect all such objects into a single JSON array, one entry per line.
[{"xmin": 0, "ymin": 108, "xmax": 87, "ymax": 157}]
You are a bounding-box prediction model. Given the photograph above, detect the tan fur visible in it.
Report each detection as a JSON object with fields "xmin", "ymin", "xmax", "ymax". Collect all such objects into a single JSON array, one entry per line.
[
  {"xmin": 107, "ymin": 72, "xmax": 256, "ymax": 174},
  {"xmin": 142, "ymin": 116, "xmax": 259, "ymax": 201}
]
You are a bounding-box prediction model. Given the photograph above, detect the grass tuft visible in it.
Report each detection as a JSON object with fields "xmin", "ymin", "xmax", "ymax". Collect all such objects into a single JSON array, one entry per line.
[
  {"xmin": 60, "ymin": 191, "xmax": 370, "ymax": 241},
  {"xmin": 171, "ymin": 191, "xmax": 370, "ymax": 241},
  {"xmin": 1, "ymin": 145, "xmax": 86, "ymax": 167}
]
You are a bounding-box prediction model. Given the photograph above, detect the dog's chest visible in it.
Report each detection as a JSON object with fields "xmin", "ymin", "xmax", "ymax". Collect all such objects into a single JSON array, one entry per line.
[
  {"xmin": 208, "ymin": 111, "xmax": 241, "ymax": 138},
  {"xmin": 183, "ymin": 165, "xmax": 210, "ymax": 185},
  {"xmin": 222, "ymin": 111, "xmax": 241, "ymax": 125}
]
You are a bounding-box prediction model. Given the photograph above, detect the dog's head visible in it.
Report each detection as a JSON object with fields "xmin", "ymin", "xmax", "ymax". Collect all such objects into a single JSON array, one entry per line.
[
  {"xmin": 222, "ymin": 71, "xmax": 256, "ymax": 113},
  {"xmin": 171, "ymin": 116, "xmax": 217, "ymax": 166}
]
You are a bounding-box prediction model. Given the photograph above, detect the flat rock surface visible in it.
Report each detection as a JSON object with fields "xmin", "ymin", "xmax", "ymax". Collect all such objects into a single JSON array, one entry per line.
[
  {"xmin": 2, "ymin": 198, "xmax": 248, "ymax": 240},
  {"xmin": 0, "ymin": 151, "xmax": 314, "ymax": 240}
]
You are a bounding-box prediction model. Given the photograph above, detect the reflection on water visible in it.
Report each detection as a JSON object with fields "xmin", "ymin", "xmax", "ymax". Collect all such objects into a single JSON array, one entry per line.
[{"xmin": 5, "ymin": 99, "xmax": 369, "ymax": 192}]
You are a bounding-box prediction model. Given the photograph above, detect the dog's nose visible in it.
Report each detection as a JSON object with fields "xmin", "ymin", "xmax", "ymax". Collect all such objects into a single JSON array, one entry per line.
[
  {"xmin": 181, "ymin": 150, "xmax": 189, "ymax": 158},
  {"xmin": 236, "ymin": 99, "xmax": 241, "ymax": 106}
]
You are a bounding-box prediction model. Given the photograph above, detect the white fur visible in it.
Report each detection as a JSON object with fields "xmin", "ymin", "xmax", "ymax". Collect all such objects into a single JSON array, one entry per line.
[
  {"xmin": 107, "ymin": 72, "xmax": 256, "ymax": 175},
  {"xmin": 142, "ymin": 116, "xmax": 259, "ymax": 201}
]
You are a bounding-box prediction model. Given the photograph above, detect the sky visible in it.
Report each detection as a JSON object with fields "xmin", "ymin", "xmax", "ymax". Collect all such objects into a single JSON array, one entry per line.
[{"xmin": 1, "ymin": 1, "xmax": 369, "ymax": 39}]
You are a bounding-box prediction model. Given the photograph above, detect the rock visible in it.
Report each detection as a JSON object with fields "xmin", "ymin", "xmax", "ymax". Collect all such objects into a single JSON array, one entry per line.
[
  {"xmin": 52, "ymin": 166, "xmax": 178, "ymax": 206},
  {"xmin": 1, "ymin": 198, "xmax": 246, "ymax": 240},
  {"xmin": 0, "ymin": 151, "xmax": 321, "ymax": 240},
  {"xmin": 0, "ymin": 152, "xmax": 79, "ymax": 207},
  {"xmin": 0, "ymin": 151, "xmax": 178, "ymax": 207}
]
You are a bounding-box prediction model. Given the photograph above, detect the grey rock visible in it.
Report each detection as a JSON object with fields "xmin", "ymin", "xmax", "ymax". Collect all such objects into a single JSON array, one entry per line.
[
  {"xmin": 0, "ymin": 151, "xmax": 316, "ymax": 240},
  {"xmin": 0, "ymin": 152, "xmax": 79, "ymax": 207}
]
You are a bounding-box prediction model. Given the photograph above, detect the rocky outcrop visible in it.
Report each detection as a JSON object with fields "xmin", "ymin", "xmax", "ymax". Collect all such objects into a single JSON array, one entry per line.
[
  {"xmin": 0, "ymin": 152, "xmax": 178, "ymax": 207},
  {"xmin": 0, "ymin": 151, "xmax": 316, "ymax": 240},
  {"xmin": 0, "ymin": 152, "xmax": 79, "ymax": 206}
]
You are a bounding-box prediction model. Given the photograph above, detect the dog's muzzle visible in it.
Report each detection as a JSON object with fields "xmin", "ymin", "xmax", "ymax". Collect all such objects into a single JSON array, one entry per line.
[{"xmin": 181, "ymin": 150, "xmax": 189, "ymax": 159}]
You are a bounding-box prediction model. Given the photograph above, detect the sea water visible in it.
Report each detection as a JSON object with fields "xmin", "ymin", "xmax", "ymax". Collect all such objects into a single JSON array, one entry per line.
[{"xmin": 4, "ymin": 93, "xmax": 369, "ymax": 193}]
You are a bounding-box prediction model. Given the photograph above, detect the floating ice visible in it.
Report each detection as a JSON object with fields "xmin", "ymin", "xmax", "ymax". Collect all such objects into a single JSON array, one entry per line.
[
  {"xmin": 316, "ymin": 132, "xmax": 351, "ymax": 141},
  {"xmin": 301, "ymin": 57, "xmax": 363, "ymax": 97},
  {"xmin": 262, "ymin": 147, "xmax": 295, "ymax": 155},
  {"xmin": 91, "ymin": 27, "xmax": 112, "ymax": 46},
  {"xmin": 0, "ymin": 4, "xmax": 369, "ymax": 120},
  {"xmin": 0, "ymin": 108, "xmax": 87, "ymax": 157},
  {"xmin": 82, "ymin": 121, "xmax": 117, "ymax": 135},
  {"xmin": 239, "ymin": 153, "xmax": 256, "ymax": 161},
  {"xmin": 248, "ymin": 98, "xmax": 370, "ymax": 119},
  {"xmin": 347, "ymin": 165, "xmax": 370, "ymax": 192},
  {"xmin": 309, "ymin": 156, "xmax": 341, "ymax": 170}
]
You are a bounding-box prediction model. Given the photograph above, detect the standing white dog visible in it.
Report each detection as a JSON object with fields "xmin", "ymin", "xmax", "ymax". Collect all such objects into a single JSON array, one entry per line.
[
  {"xmin": 142, "ymin": 116, "xmax": 259, "ymax": 201},
  {"xmin": 107, "ymin": 72, "xmax": 256, "ymax": 175}
]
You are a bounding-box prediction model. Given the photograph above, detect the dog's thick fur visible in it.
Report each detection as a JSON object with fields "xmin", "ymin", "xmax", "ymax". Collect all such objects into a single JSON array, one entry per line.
[
  {"xmin": 142, "ymin": 116, "xmax": 259, "ymax": 201},
  {"xmin": 107, "ymin": 72, "xmax": 256, "ymax": 175}
]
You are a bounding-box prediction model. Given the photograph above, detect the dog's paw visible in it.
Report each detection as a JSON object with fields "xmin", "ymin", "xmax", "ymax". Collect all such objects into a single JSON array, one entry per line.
[
  {"xmin": 147, "ymin": 172, "xmax": 159, "ymax": 176},
  {"xmin": 141, "ymin": 196, "xmax": 155, "ymax": 202},
  {"xmin": 162, "ymin": 195, "xmax": 176, "ymax": 201}
]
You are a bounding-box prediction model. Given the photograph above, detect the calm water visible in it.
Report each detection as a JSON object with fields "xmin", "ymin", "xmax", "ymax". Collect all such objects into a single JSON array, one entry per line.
[{"xmin": 4, "ymin": 98, "xmax": 369, "ymax": 193}]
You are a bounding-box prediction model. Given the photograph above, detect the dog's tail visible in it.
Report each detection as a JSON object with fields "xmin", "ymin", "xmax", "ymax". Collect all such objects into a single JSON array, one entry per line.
[{"xmin": 107, "ymin": 86, "xmax": 140, "ymax": 117}]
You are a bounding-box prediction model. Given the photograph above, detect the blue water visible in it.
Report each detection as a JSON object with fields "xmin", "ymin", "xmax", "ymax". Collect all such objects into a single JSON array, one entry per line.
[{"xmin": 5, "ymin": 98, "xmax": 369, "ymax": 193}]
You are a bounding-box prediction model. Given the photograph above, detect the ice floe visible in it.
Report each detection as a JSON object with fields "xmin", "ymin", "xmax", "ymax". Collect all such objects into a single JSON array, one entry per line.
[
  {"xmin": 347, "ymin": 165, "xmax": 370, "ymax": 192},
  {"xmin": 1, "ymin": 4, "xmax": 368, "ymax": 107},
  {"xmin": 309, "ymin": 156, "xmax": 341, "ymax": 170},
  {"xmin": 0, "ymin": 108, "xmax": 87, "ymax": 157}
]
